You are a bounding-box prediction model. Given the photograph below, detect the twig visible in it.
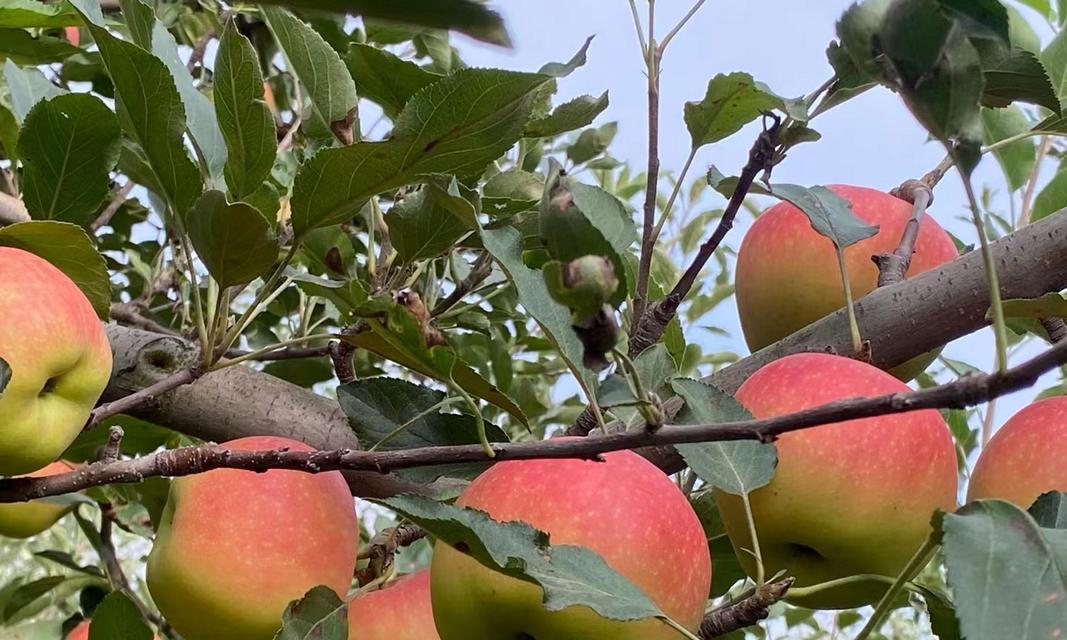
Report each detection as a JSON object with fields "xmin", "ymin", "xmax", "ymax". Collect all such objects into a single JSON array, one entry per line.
[
  {"xmin": 87, "ymin": 368, "xmax": 201, "ymax": 428},
  {"xmin": 628, "ymin": 115, "xmax": 780, "ymax": 356},
  {"xmin": 658, "ymin": 0, "xmax": 708, "ymax": 54},
  {"xmin": 698, "ymin": 578, "xmax": 793, "ymax": 638},
  {"xmin": 921, "ymin": 155, "xmax": 955, "ymax": 191},
  {"xmin": 1019, "ymin": 136, "xmax": 1051, "ymax": 228},
  {"xmin": 355, "ymin": 523, "xmax": 426, "ymax": 585},
  {"xmin": 875, "ymin": 179, "xmax": 933, "ymax": 286},
  {"xmin": 99, "ymin": 426, "xmax": 124, "ymax": 464},
  {"xmin": 90, "ymin": 181, "xmax": 136, "ymax": 233},
  {"xmin": 186, "ymin": 25, "xmax": 218, "ymax": 73},
  {"xmin": 5, "ymin": 336, "xmax": 1065, "ymax": 502},
  {"xmin": 224, "ymin": 344, "xmax": 332, "ymax": 362},
  {"xmin": 633, "ymin": 5, "xmax": 662, "ymax": 320},
  {"xmin": 1041, "ymin": 317, "xmax": 1067, "ymax": 344},
  {"xmin": 110, "ymin": 303, "xmax": 181, "ymax": 336},
  {"xmin": 431, "ymin": 252, "xmax": 493, "ymax": 317}
]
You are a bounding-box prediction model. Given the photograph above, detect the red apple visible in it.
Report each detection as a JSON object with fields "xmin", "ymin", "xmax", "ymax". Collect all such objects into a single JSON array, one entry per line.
[
  {"xmin": 147, "ymin": 436, "xmax": 359, "ymax": 640},
  {"xmin": 735, "ymin": 184, "xmax": 958, "ymax": 379},
  {"xmin": 968, "ymin": 396, "xmax": 1067, "ymax": 507},
  {"xmin": 0, "ymin": 460, "xmax": 77, "ymax": 538},
  {"xmin": 430, "ymin": 447, "xmax": 711, "ymax": 639},
  {"xmin": 715, "ymin": 352, "xmax": 958, "ymax": 609},
  {"xmin": 0, "ymin": 247, "xmax": 113, "ymax": 475},
  {"xmin": 348, "ymin": 570, "xmax": 439, "ymax": 639}
]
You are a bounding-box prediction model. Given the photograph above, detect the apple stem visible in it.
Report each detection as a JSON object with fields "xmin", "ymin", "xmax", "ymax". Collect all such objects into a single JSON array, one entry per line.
[
  {"xmin": 658, "ymin": 615, "xmax": 701, "ymax": 640},
  {"xmin": 957, "ymin": 165, "xmax": 1009, "ymax": 373},
  {"xmin": 740, "ymin": 492, "xmax": 765, "ymax": 586},
  {"xmin": 612, "ymin": 348, "xmax": 663, "ymax": 428},
  {"xmin": 834, "ymin": 246, "xmax": 864, "ymax": 356},
  {"xmin": 853, "ymin": 531, "xmax": 939, "ymax": 640},
  {"xmin": 449, "ymin": 364, "xmax": 495, "ymax": 458},
  {"xmin": 784, "ymin": 573, "xmax": 898, "ymax": 599}
]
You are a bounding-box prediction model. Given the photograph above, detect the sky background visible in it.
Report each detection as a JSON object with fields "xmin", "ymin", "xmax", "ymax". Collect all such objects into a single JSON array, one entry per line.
[{"xmin": 450, "ymin": 0, "xmax": 1061, "ymax": 471}]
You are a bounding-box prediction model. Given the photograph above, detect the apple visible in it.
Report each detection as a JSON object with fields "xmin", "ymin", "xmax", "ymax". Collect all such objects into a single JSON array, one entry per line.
[
  {"xmin": 715, "ymin": 352, "xmax": 957, "ymax": 609},
  {"xmin": 147, "ymin": 436, "xmax": 359, "ymax": 640},
  {"xmin": 66, "ymin": 620, "xmax": 159, "ymax": 640},
  {"xmin": 0, "ymin": 247, "xmax": 113, "ymax": 475},
  {"xmin": 967, "ymin": 396, "xmax": 1067, "ymax": 508},
  {"xmin": 430, "ymin": 447, "xmax": 711, "ymax": 639},
  {"xmin": 735, "ymin": 184, "xmax": 958, "ymax": 380},
  {"xmin": 348, "ymin": 570, "xmax": 439, "ymax": 640},
  {"xmin": 0, "ymin": 460, "xmax": 77, "ymax": 538}
]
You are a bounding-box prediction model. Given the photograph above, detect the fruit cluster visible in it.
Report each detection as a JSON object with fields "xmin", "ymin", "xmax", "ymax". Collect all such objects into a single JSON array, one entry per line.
[{"xmin": 1, "ymin": 185, "xmax": 1064, "ymax": 639}]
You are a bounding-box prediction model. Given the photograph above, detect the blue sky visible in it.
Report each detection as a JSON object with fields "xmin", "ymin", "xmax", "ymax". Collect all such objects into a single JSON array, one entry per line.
[{"xmin": 454, "ymin": 1, "xmax": 1062, "ymax": 453}]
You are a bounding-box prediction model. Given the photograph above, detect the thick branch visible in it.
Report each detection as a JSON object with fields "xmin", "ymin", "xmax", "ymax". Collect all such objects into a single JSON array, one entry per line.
[
  {"xmin": 100, "ymin": 325, "xmax": 429, "ymax": 499},
  {"xmin": 572, "ymin": 210, "xmax": 1067, "ymax": 439},
  {"xmin": 699, "ymin": 578, "xmax": 793, "ymax": 638},
  {"xmin": 6, "ymin": 335, "xmax": 1066, "ymax": 502}
]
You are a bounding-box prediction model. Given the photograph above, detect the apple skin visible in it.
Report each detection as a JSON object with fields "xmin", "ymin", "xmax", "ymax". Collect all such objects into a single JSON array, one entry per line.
[
  {"xmin": 147, "ymin": 436, "xmax": 359, "ymax": 640},
  {"xmin": 967, "ymin": 396, "xmax": 1067, "ymax": 508},
  {"xmin": 0, "ymin": 247, "xmax": 112, "ymax": 475},
  {"xmin": 0, "ymin": 460, "xmax": 77, "ymax": 538},
  {"xmin": 66, "ymin": 620, "xmax": 159, "ymax": 640},
  {"xmin": 735, "ymin": 184, "xmax": 958, "ymax": 380},
  {"xmin": 348, "ymin": 570, "xmax": 439, "ymax": 640},
  {"xmin": 430, "ymin": 447, "xmax": 711, "ymax": 639},
  {"xmin": 715, "ymin": 353, "xmax": 957, "ymax": 609}
]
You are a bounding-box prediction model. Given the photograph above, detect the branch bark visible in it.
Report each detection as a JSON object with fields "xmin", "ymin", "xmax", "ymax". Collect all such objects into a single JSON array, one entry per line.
[
  {"xmin": 100, "ymin": 325, "xmax": 429, "ymax": 499},
  {"xmin": 699, "ymin": 578, "xmax": 794, "ymax": 638},
  {"xmin": 875, "ymin": 179, "xmax": 933, "ymax": 286},
  {"xmin": 6, "ymin": 334, "xmax": 1066, "ymax": 502}
]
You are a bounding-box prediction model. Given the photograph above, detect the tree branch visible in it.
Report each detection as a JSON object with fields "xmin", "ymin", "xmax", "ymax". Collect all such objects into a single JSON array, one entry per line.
[
  {"xmin": 1041, "ymin": 317, "xmax": 1067, "ymax": 344},
  {"xmin": 633, "ymin": 14, "xmax": 661, "ymax": 320},
  {"xmin": 0, "ymin": 192, "xmax": 30, "ymax": 227},
  {"xmin": 7, "ymin": 335, "xmax": 1067, "ymax": 502},
  {"xmin": 90, "ymin": 181, "xmax": 136, "ymax": 233},
  {"xmin": 431, "ymin": 251, "xmax": 493, "ymax": 317},
  {"xmin": 875, "ymin": 179, "xmax": 933, "ymax": 286},
  {"xmin": 699, "ymin": 578, "xmax": 794, "ymax": 638}
]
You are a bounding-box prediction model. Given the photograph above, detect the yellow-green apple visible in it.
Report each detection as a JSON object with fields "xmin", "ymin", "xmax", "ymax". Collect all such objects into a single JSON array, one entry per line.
[
  {"xmin": 968, "ymin": 396, "xmax": 1067, "ymax": 507},
  {"xmin": 430, "ymin": 447, "xmax": 711, "ymax": 639},
  {"xmin": 348, "ymin": 570, "xmax": 439, "ymax": 640},
  {"xmin": 66, "ymin": 620, "xmax": 160, "ymax": 640},
  {"xmin": 0, "ymin": 460, "xmax": 77, "ymax": 538},
  {"xmin": 147, "ymin": 436, "xmax": 359, "ymax": 640},
  {"xmin": 715, "ymin": 352, "xmax": 957, "ymax": 609},
  {"xmin": 0, "ymin": 247, "xmax": 112, "ymax": 475},
  {"xmin": 735, "ymin": 184, "xmax": 958, "ymax": 380}
]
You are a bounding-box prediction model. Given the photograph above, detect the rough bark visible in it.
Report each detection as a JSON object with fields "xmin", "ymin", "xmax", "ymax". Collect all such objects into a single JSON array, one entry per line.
[{"xmin": 101, "ymin": 325, "xmax": 429, "ymax": 498}]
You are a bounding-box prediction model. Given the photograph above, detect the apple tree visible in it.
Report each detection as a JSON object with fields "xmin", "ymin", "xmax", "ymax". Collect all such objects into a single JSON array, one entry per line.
[{"xmin": 0, "ymin": 0, "xmax": 1066, "ymax": 638}]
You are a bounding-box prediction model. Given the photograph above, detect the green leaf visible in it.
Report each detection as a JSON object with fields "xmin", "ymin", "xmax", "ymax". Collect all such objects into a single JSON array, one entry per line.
[
  {"xmin": 980, "ymin": 106, "xmax": 1035, "ymax": 191},
  {"xmin": 256, "ymin": 0, "xmax": 510, "ymax": 46},
  {"xmin": 186, "ymin": 191, "xmax": 279, "ymax": 288},
  {"xmin": 997, "ymin": 292, "xmax": 1067, "ymax": 319},
  {"xmin": 381, "ymin": 494, "xmax": 665, "ymax": 622},
  {"xmin": 835, "ymin": 0, "xmax": 891, "ymax": 80},
  {"xmin": 569, "ymin": 182, "xmax": 638, "ymax": 255},
  {"xmin": 291, "ymin": 68, "xmax": 547, "ymax": 235},
  {"xmin": 70, "ymin": 0, "xmax": 202, "ymax": 216},
  {"xmin": 344, "ymin": 44, "xmax": 437, "ymax": 119},
  {"xmin": 336, "ymin": 377, "xmax": 507, "ymax": 481},
  {"xmin": 274, "ymin": 586, "xmax": 347, "ymax": 640},
  {"xmin": 565, "ymin": 121, "xmax": 616, "ymax": 164},
  {"xmin": 684, "ymin": 72, "xmax": 806, "ymax": 149},
  {"xmin": 879, "ymin": 0, "xmax": 985, "ymax": 144},
  {"xmin": 525, "ymin": 92, "xmax": 609, "ymax": 138},
  {"xmin": 481, "ymin": 225, "xmax": 594, "ymax": 389},
  {"xmin": 765, "ymin": 183, "xmax": 878, "ymax": 248},
  {"xmin": 1029, "ymin": 491, "xmax": 1067, "ymax": 528},
  {"xmin": 942, "ymin": 500, "xmax": 1067, "ymax": 640},
  {"xmin": 598, "ymin": 344, "xmax": 676, "ymax": 409},
  {"xmin": 3, "ymin": 59, "xmax": 63, "ymax": 122},
  {"xmin": 981, "ymin": 47, "xmax": 1060, "ymax": 112},
  {"xmin": 88, "ymin": 593, "xmax": 152, "ymax": 640},
  {"xmin": 16, "ymin": 93, "xmax": 120, "ymax": 225},
  {"xmin": 1043, "ymin": 26, "xmax": 1067, "ymax": 103},
  {"xmin": 388, "ymin": 185, "xmax": 470, "ymax": 263},
  {"xmin": 2, "ymin": 574, "xmax": 106, "ymax": 624},
  {"xmin": 0, "ymin": 0, "xmax": 79, "ymax": 28},
  {"xmin": 261, "ymin": 5, "xmax": 358, "ymax": 141},
  {"xmin": 215, "ymin": 21, "xmax": 276, "ymax": 199},
  {"xmin": 0, "ymin": 29, "xmax": 79, "ymax": 65},
  {"xmin": 0, "ymin": 221, "xmax": 110, "ymax": 318},
  {"xmin": 1032, "ymin": 167, "xmax": 1067, "ymax": 222},
  {"xmin": 344, "ymin": 310, "xmax": 527, "ymax": 426},
  {"xmin": 670, "ymin": 378, "xmax": 777, "ymax": 495},
  {"xmin": 912, "ymin": 585, "xmax": 961, "ymax": 640},
  {"xmin": 148, "ymin": 20, "xmax": 228, "ymax": 184}
]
